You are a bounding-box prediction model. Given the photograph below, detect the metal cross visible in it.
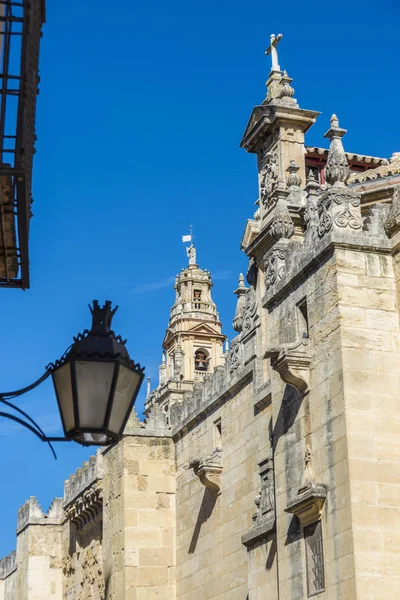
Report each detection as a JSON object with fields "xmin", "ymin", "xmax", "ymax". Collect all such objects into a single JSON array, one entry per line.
[{"xmin": 265, "ymin": 33, "xmax": 283, "ymax": 72}]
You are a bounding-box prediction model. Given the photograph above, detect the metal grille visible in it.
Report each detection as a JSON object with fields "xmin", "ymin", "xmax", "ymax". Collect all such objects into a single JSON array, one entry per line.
[
  {"xmin": 0, "ymin": 0, "xmax": 45, "ymax": 289},
  {"xmin": 305, "ymin": 520, "xmax": 325, "ymax": 596}
]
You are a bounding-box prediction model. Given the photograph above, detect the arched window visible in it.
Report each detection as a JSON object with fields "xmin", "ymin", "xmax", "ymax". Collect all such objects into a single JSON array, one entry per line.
[{"xmin": 194, "ymin": 349, "xmax": 209, "ymax": 372}]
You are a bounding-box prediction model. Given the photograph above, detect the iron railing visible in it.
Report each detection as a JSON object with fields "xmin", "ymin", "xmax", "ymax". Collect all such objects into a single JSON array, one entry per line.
[{"xmin": 0, "ymin": 0, "xmax": 45, "ymax": 289}]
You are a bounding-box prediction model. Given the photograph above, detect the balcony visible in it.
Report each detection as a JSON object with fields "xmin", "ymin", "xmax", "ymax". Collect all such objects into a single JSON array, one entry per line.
[{"xmin": 0, "ymin": 0, "xmax": 45, "ymax": 289}]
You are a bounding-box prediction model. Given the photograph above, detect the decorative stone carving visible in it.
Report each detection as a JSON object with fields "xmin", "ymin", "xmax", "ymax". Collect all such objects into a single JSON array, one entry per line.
[
  {"xmin": 265, "ymin": 335, "xmax": 311, "ymax": 395},
  {"xmin": 286, "ymin": 159, "xmax": 302, "ymax": 188},
  {"xmin": 233, "ymin": 274, "xmax": 248, "ymax": 333},
  {"xmin": 316, "ymin": 115, "xmax": 362, "ymax": 237},
  {"xmin": 304, "ymin": 171, "xmax": 321, "ymax": 231},
  {"xmin": 270, "ymin": 209, "xmax": 295, "ymax": 239},
  {"xmin": 384, "ymin": 185, "xmax": 400, "ymax": 237},
  {"xmin": 264, "ymin": 245, "xmax": 287, "ymax": 290},
  {"xmin": 317, "ymin": 187, "xmax": 362, "ymax": 237},
  {"xmin": 278, "ymin": 70, "xmax": 296, "ymax": 104},
  {"xmin": 324, "ymin": 115, "xmax": 350, "ymax": 186},
  {"xmin": 189, "ymin": 447, "xmax": 223, "ymax": 495},
  {"xmin": 242, "ymin": 287, "xmax": 258, "ymax": 336},
  {"xmin": 242, "ymin": 455, "xmax": 275, "ymax": 547},
  {"xmin": 285, "ymin": 446, "xmax": 326, "ymax": 527},
  {"xmin": 260, "ymin": 150, "xmax": 279, "ymax": 207},
  {"xmin": 228, "ymin": 337, "xmax": 243, "ymax": 373},
  {"xmin": 64, "ymin": 485, "xmax": 103, "ymax": 530}
]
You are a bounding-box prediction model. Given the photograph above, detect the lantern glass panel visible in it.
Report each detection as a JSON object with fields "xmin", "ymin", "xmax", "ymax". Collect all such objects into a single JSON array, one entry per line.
[
  {"xmin": 108, "ymin": 365, "xmax": 142, "ymax": 434},
  {"xmin": 75, "ymin": 361, "xmax": 115, "ymax": 428},
  {"xmin": 52, "ymin": 363, "xmax": 75, "ymax": 432}
]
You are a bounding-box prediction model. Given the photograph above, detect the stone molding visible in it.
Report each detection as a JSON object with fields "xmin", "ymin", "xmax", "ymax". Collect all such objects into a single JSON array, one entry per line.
[{"xmin": 64, "ymin": 485, "xmax": 103, "ymax": 531}]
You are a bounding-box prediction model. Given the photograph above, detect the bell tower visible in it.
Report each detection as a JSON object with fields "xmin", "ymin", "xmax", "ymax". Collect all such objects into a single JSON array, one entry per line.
[
  {"xmin": 145, "ymin": 243, "xmax": 226, "ymax": 417},
  {"xmin": 162, "ymin": 243, "xmax": 225, "ymax": 382}
]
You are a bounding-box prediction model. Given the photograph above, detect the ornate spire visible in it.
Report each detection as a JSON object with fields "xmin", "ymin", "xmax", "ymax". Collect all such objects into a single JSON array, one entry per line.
[{"xmin": 324, "ymin": 114, "xmax": 350, "ymax": 186}]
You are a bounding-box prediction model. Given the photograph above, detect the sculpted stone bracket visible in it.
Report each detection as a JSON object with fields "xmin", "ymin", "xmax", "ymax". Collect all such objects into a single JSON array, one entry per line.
[
  {"xmin": 265, "ymin": 338, "xmax": 311, "ymax": 395},
  {"xmin": 285, "ymin": 485, "xmax": 326, "ymax": 527},
  {"xmin": 241, "ymin": 512, "xmax": 275, "ymax": 548},
  {"xmin": 189, "ymin": 447, "xmax": 223, "ymax": 495}
]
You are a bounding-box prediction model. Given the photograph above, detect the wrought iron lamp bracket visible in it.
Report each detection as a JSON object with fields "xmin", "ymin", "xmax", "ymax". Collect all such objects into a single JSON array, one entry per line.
[{"xmin": 0, "ymin": 367, "xmax": 71, "ymax": 460}]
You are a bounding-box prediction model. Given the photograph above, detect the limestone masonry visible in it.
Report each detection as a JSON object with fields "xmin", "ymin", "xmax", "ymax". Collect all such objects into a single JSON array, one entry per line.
[{"xmin": 1, "ymin": 35, "xmax": 400, "ymax": 599}]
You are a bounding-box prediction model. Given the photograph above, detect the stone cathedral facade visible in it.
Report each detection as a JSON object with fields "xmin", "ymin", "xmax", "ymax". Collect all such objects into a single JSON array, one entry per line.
[{"xmin": 1, "ymin": 37, "xmax": 400, "ymax": 599}]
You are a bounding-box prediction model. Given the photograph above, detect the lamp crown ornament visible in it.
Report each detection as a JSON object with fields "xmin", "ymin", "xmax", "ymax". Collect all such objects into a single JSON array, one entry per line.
[{"xmin": 89, "ymin": 300, "xmax": 118, "ymax": 335}]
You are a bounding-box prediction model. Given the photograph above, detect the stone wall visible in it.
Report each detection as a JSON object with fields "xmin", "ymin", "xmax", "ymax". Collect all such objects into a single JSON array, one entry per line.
[
  {"xmin": 102, "ymin": 430, "xmax": 176, "ymax": 599},
  {"xmin": 174, "ymin": 378, "xmax": 273, "ymax": 599}
]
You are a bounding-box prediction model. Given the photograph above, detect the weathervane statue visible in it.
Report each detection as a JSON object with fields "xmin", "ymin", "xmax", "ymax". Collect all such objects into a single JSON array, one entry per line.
[{"xmin": 182, "ymin": 225, "xmax": 197, "ymax": 265}]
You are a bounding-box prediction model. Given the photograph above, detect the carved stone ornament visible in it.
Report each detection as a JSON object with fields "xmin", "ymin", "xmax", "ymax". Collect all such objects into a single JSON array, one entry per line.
[
  {"xmin": 242, "ymin": 286, "xmax": 258, "ymax": 336},
  {"xmin": 189, "ymin": 447, "xmax": 223, "ymax": 495},
  {"xmin": 260, "ymin": 150, "xmax": 279, "ymax": 208},
  {"xmin": 384, "ymin": 185, "xmax": 400, "ymax": 237},
  {"xmin": 264, "ymin": 245, "xmax": 287, "ymax": 291},
  {"xmin": 233, "ymin": 273, "xmax": 248, "ymax": 333},
  {"xmin": 286, "ymin": 159, "xmax": 302, "ymax": 188},
  {"xmin": 304, "ymin": 171, "xmax": 321, "ymax": 231},
  {"xmin": 317, "ymin": 188, "xmax": 362, "ymax": 238},
  {"xmin": 64, "ymin": 485, "xmax": 103, "ymax": 531},
  {"xmin": 265, "ymin": 336, "xmax": 311, "ymax": 395},
  {"xmin": 228, "ymin": 337, "xmax": 243, "ymax": 373},
  {"xmin": 270, "ymin": 209, "xmax": 295, "ymax": 239},
  {"xmin": 285, "ymin": 446, "xmax": 326, "ymax": 527},
  {"xmin": 242, "ymin": 455, "xmax": 276, "ymax": 547},
  {"xmin": 324, "ymin": 115, "xmax": 350, "ymax": 186}
]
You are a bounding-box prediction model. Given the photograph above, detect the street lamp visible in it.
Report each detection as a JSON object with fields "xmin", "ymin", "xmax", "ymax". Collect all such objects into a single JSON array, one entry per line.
[{"xmin": 0, "ymin": 301, "xmax": 144, "ymax": 456}]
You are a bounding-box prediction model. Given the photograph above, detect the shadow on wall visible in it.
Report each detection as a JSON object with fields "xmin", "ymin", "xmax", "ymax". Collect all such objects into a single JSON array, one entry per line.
[
  {"xmin": 188, "ymin": 488, "xmax": 218, "ymax": 554},
  {"xmin": 272, "ymin": 384, "xmax": 303, "ymax": 453}
]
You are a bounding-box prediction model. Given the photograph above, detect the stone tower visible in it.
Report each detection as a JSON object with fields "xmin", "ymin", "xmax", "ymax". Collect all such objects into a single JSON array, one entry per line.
[{"xmin": 146, "ymin": 243, "xmax": 225, "ymax": 417}]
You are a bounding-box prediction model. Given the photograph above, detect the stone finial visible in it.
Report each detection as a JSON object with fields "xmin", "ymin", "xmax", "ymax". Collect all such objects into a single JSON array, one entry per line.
[
  {"xmin": 146, "ymin": 376, "xmax": 151, "ymax": 399},
  {"xmin": 286, "ymin": 159, "xmax": 302, "ymax": 188},
  {"xmin": 324, "ymin": 114, "xmax": 350, "ymax": 186},
  {"xmin": 159, "ymin": 352, "xmax": 167, "ymax": 386},
  {"xmin": 280, "ymin": 71, "xmax": 295, "ymax": 97},
  {"xmin": 233, "ymin": 273, "xmax": 248, "ymax": 333}
]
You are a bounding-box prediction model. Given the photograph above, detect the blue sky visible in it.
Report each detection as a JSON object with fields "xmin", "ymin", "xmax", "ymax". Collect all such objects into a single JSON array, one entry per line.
[{"xmin": 0, "ymin": 0, "xmax": 399, "ymax": 557}]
